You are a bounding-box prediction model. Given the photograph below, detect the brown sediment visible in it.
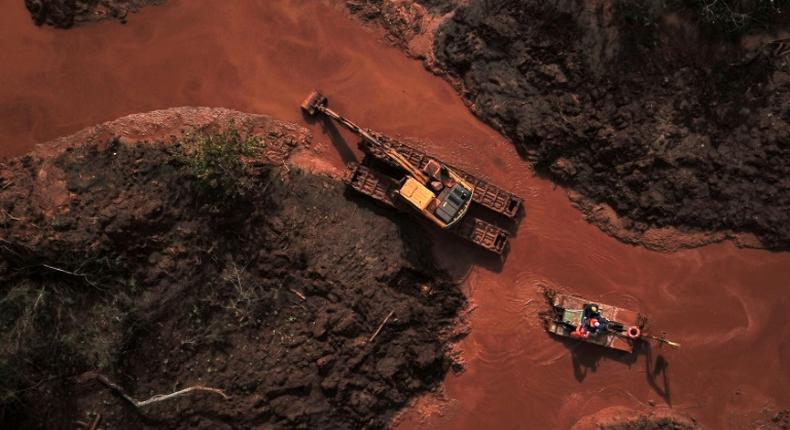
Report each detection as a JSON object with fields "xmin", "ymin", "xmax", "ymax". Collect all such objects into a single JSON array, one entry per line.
[
  {"xmin": 1, "ymin": 1, "xmax": 789, "ymax": 430},
  {"xmin": 0, "ymin": 108, "xmax": 466, "ymax": 429}
]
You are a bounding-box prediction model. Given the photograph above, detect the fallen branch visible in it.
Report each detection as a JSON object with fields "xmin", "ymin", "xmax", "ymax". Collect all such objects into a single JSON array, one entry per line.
[
  {"xmin": 136, "ymin": 386, "xmax": 230, "ymax": 407},
  {"xmin": 41, "ymin": 264, "xmax": 97, "ymax": 287},
  {"xmin": 89, "ymin": 413, "xmax": 102, "ymax": 430},
  {"xmin": 96, "ymin": 375, "xmax": 229, "ymax": 409},
  {"xmin": 368, "ymin": 310, "xmax": 395, "ymax": 343},
  {"xmin": 288, "ymin": 288, "xmax": 306, "ymax": 301},
  {"xmin": 0, "ymin": 238, "xmax": 25, "ymax": 258},
  {"xmin": 32, "ymin": 286, "xmax": 46, "ymax": 311},
  {"xmin": 0, "ymin": 208, "xmax": 22, "ymax": 221},
  {"xmin": 42, "ymin": 264, "xmax": 86, "ymax": 277}
]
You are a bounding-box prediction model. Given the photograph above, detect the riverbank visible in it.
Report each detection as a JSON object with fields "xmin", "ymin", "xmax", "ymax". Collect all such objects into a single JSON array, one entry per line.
[
  {"xmin": 344, "ymin": 0, "xmax": 790, "ymax": 251},
  {"xmin": 25, "ymin": 0, "xmax": 164, "ymax": 28},
  {"xmin": 0, "ymin": 108, "xmax": 465, "ymax": 429}
]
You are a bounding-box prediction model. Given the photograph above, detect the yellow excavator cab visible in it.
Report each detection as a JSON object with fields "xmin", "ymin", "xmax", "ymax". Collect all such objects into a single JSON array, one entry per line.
[{"xmin": 399, "ymin": 177, "xmax": 435, "ymax": 211}]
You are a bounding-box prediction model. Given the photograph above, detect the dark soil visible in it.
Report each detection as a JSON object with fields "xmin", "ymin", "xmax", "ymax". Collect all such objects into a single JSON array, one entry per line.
[
  {"xmin": 24, "ymin": 0, "xmax": 164, "ymax": 28},
  {"xmin": 0, "ymin": 122, "xmax": 465, "ymax": 428},
  {"xmin": 599, "ymin": 419, "xmax": 695, "ymax": 430},
  {"xmin": 348, "ymin": 0, "xmax": 790, "ymax": 249}
]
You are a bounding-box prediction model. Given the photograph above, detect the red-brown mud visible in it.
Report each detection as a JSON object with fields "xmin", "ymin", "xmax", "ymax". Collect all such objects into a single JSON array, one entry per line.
[{"xmin": 1, "ymin": 1, "xmax": 789, "ymax": 429}]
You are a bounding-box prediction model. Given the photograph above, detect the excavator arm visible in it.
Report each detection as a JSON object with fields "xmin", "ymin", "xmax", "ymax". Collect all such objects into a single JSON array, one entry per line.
[
  {"xmin": 302, "ymin": 91, "xmax": 429, "ymax": 184},
  {"xmin": 301, "ymin": 90, "xmax": 475, "ymax": 229}
]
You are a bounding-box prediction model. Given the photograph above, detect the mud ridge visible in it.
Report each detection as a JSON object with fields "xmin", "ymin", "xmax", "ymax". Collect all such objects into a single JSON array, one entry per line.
[
  {"xmin": 0, "ymin": 108, "xmax": 466, "ymax": 429},
  {"xmin": 569, "ymin": 406, "xmax": 697, "ymax": 430},
  {"xmin": 345, "ymin": 0, "xmax": 790, "ymax": 251}
]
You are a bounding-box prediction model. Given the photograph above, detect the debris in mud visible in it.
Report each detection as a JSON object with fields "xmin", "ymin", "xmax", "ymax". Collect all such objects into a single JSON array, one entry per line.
[
  {"xmin": 570, "ymin": 406, "xmax": 697, "ymax": 430},
  {"xmin": 0, "ymin": 109, "xmax": 466, "ymax": 429},
  {"xmin": 766, "ymin": 409, "xmax": 790, "ymax": 430},
  {"xmin": 24, "ymin": 0, "xmax": 165, "ymax": 28},
  {"xmin": 346, "ymin": 0, "xmax": 790, "ymax": 250},
  {"xmin": 728, "ymin": 407, "xmax": 790, "ymax": 430}
]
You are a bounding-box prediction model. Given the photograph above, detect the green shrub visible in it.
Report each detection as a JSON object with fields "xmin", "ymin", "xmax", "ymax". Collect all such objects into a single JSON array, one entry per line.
[
  {"xmin": 679, "ymin": 0, "xmax": 787, "ymax": 36},
  {"xmin": 180, "ymin": 124, "xmax": 261, "ymax": 200}
]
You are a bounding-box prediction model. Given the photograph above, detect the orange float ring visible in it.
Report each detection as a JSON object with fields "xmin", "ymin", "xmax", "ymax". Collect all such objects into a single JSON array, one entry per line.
[{"xmin": 627, "ymin": 326, "xmax": 641, "ymax": 339}]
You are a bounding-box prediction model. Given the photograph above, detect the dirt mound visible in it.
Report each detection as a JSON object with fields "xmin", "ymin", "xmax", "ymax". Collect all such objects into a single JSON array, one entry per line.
[
  {"xmin": 566, "ymin": 191, "xmax": 765, "ymax": 252},
  {"xmin": 0, "ymin": 109, "xmax": 465, "ymax": 429},
  {"xmin": 752, "ymin": 409, "xmax": 789, "ymax": 430},
  {"xmin": 570, "ymin": 406, "xmax": 698, "ymax": 430},
  {"xmin": 726, "ymin": 407, "xmax": 790, "ymax": 430},
  {"xmin": 24, "ymin": 0, "xmax": 164, "ymax": 28},
  {"xmin": 346, "ymin": 0, "xmax": 790, "ymax": 250}
]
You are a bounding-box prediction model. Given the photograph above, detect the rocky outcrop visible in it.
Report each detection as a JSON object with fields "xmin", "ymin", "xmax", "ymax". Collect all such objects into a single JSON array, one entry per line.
[{"xmin": 24, "ymin": 0, "xmax": 164, "ymax": 28}]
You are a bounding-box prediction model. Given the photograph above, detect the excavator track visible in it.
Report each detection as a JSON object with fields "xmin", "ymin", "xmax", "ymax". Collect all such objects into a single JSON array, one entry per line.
[
  {"xmin": 365, "ymin": 132, "xmax": 523, "ymax": 220},
  {"xmin": 343, "ymin": 163, "xmax": 397, "ymax": 208},
  {"xmin": 344, "ymin": 163, "xmax": 510, "ymax": 254}
]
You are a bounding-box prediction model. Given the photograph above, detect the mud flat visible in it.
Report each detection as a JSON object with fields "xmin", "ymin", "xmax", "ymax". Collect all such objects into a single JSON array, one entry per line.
[
  {"xmin": 0, "ymin": 108, "xmax": 465, "ymax": 429},
  {"xmin": 346, "ymin": 0, "xmax": 790, "ymax": 251}
]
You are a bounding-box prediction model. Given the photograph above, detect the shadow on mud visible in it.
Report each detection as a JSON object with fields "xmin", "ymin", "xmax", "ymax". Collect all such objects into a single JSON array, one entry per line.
[
  {"xmin": 557, "ymin": 336, "xmax": 672, "ymax": 405},
  {"xmin": 341, "ymin": 187, "xmax": 506, "ymax": 277},
  {"xmin": 301, "ymin": 110, "xmax": 358, "ymax": 164},
  {"xmin": 642, "ymin": 341, "xmax": 672, "ymax": 406}
]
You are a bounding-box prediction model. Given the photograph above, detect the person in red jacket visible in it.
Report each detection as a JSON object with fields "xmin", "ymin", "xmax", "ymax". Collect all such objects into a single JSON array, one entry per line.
[{"xmin": 571, "ymin": 304, "xmax": 607, "ymax": 338}]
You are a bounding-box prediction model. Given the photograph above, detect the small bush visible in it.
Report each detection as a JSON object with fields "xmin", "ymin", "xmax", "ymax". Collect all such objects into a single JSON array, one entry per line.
[
  {"xmin": 679, "ymin": 0, "xmax": 788, "ymax": 36},
  {"xmin": 179, "ymin": 124, "xmax": 261, "ymax": 201},
  {"xmin": 615, "ymin": 0, "xmax": 787, "ymax": 43}
]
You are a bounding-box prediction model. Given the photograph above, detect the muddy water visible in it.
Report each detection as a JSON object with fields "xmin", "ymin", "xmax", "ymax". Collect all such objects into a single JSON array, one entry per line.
[{"xmin": 1, "ymin": 1, "xmax": 788, "ymax": 428}]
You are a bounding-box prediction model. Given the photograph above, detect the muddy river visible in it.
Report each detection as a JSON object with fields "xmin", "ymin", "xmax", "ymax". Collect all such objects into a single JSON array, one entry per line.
[{"xmin": 1, "ymin": 0, "xmax": 788, "ymax": 428}]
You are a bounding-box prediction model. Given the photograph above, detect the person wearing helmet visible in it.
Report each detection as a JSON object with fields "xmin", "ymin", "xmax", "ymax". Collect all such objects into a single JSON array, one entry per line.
[{"xmin": 581, "ymin": 304, "xmax": 608, "ymax": 336}]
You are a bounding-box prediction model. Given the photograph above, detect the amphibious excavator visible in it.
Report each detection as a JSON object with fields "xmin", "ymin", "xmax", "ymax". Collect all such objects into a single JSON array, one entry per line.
[
  {"xmin": 546, "ymin": 292, "xmax": 680, "ymax": 353},
  {"xmin": 301, "ymin": 90, "xmax": 523, "ymax": 254}
]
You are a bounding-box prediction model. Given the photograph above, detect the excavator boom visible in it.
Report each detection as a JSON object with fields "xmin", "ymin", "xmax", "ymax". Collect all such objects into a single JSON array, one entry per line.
[
  {"xmin": 302, "ymin": 91, "xmax": 429, "ymax": 184},
  {"xmin": 298, "ymin": 90, "xmax": 517, "ymax": 255}
]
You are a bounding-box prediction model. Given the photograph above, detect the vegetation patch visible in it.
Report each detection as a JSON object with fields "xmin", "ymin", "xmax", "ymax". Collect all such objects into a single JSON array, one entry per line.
[{"xmin": 178, "ymin": 124, "xmax": 261, "ymax": 203}]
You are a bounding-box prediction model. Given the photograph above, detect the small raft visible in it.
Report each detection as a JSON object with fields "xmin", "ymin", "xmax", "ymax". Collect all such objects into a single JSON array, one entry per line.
[{"xmin": 546, "ymin": 293, "xmax": 645, "ymax": 353}]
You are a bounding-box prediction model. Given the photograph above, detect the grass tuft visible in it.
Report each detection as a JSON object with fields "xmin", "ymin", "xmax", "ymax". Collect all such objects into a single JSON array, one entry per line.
[{"xmin": 179, "ymin": 123, "xmax": 261, "ymax": 202}]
